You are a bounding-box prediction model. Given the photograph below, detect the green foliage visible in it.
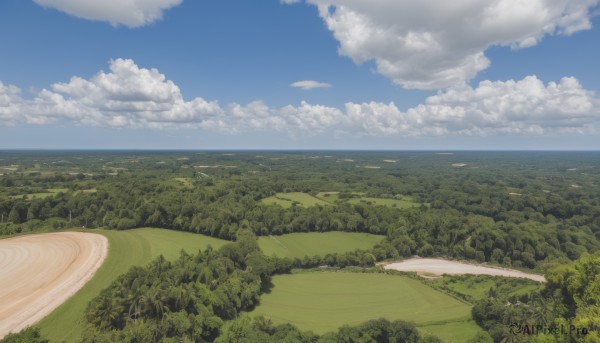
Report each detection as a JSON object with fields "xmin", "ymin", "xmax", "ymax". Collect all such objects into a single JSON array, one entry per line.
[
  {"xmin": 473, "ymin": 252, "xmax": 600, "ymax": 342},
  {"xmin": 430, "ymin": 274, "xmax": 543, "ymax": 303},
  {"xmin": 215, "ymin": 316, "xmax": 443, "ymax": 343},
  {"xmin": 2, "ymin": 151, "xmax": 600, "ymax": 342},
  {"xmin": 37, "ymin": 228, "xmax": 227, "ymax": 342},
  {"xmin": 0, "ymin": 328, "xmax": 48, "ymax": 343},
  {"xmin": 82, "ymin": 230, "xmax": 272, "ymax": 342}
]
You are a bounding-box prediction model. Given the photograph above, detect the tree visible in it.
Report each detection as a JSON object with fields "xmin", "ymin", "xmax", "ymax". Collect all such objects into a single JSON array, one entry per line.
[{"xmin": 8, "ymin": 207, "xmax": 21, "ymax": 224}]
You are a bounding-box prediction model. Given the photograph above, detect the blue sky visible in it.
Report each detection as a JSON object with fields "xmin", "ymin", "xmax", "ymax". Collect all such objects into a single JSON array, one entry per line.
[{"xmin": 1, "ymin": 0, "xmax": 599, "ymax": 149}]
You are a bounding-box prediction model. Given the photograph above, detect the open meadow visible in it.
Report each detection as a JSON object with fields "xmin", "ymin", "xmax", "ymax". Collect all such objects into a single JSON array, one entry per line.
[
  {"xmin": 36, "ymin": 228, "xmax": 227, "ymax": 342},
  {"xmin": 251, "ymin": 271, "xmax": 484, "ymax": 342},
  {"xmin": 261, "ymin": 192, "xmax": 331, "ymax": 208},
  {"xmin": 257, "ymin": 231, "xmax": 384, "ymax": 259}
]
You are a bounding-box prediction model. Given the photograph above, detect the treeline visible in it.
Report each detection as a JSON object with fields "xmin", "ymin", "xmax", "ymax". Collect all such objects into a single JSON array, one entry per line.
[
  {"xmin": 214, "ymin": 317, "xmax": 443, "ymax": 343},
  {"xmin": 1, "ymin": 174, "xmax": 598, "ymax": 270},
  {"xmin": 472, "ymin": 251, "xmax": 600, "ymax": 342}
]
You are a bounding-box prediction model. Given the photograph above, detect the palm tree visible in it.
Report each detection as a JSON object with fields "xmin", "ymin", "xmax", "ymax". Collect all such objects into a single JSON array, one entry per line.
[
  {"xmin": 93, "ymin": 297, "xmax": 125, "ymax": 330},
  {"xmin": 143, "ymin": 287, "xmax": 168, "ymax": 318}
]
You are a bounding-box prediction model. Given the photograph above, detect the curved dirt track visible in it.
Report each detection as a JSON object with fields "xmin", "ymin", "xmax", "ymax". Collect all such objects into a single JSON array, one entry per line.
[
  {"xmin": 0, "ymin": 232, "xmax": 108, "ymax": 338},
  {"xmin": 384, "ymin": 258, "xmax": 546, "ymax": 282}
]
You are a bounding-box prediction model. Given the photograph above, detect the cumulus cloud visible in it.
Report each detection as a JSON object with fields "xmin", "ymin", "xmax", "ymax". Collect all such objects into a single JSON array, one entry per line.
[
  {"xmin": 33, "ymin": 0, "xmax": 182, "ymax": 27},
  {"xmin": 1, "ymin": 59, "xmax": 599, "ymax": 137},
  {"xmin": 290, "ymin": 80, "xmax": 332, "ymax": 90},
  {"xmin": 289, "ymin": 0, "xmax": 599, "ymax": 89},
  {"xmin": 0, "ymin": 82, "xmax": 23, "ymax": 125},
  {"xmin": 347, "ymin": 76, "xmax": 599, "ymax": 136}
]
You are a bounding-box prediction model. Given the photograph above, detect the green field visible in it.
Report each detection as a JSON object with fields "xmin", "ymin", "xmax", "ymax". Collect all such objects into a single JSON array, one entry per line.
[
  {"xmin": 261, "ymin": 192, "xmax": 330, "ymax": 208},
  {"xmin": 251, "ymin": 272, "xmax": 483, "ymax": 342},
  {"xmin": 347, "ymin": 196, "xmax": 422, "ymax": 208},
  {"xmin": 258, "ymin": 232, "xmax": 384, "ymax": 259},
  {"xmin": 9, "ymin": 188, "xmax": 70, "ymax": 200},
  {"xmin": 262, "ymin": 192, "xmax": 425, "ymax": 209},
  {"xmin": 430, "ymin": 275, "xmax": 543, "ymax": 302},
  {"xmin": 316, "ymin": 192, "xmax": 341, "ymax": 202},
  {"xmin": 37, "ymin": 228, "xmax": 228, "ymax": 342},
  {"xmin": 172, "ymin": 177, "xmax": 195, "ymax": 188}
]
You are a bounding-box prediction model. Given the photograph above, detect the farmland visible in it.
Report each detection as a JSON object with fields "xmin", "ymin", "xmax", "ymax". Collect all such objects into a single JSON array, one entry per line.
[
  {"xmin": 251, "ymin": 271, "xmax": 483, "ymax": 342},
  {"xmin": 257, "ymin": 231, "xmax": 384, "ymax": 259}
]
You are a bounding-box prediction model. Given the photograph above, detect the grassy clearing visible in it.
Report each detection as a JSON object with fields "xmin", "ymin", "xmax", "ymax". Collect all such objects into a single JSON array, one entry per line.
[
  {"xmin": 316, "ymin": 192, "xmax": 340, "ymax": 203},
  {"xmin": 173, "ymin": 177, "xmax": 194, "ymax": 188},
  {"xmin": 73, "ymin": 188, "xmax": 97, "ymax": 195},
  {"xmin": 347, "ymin": 196, "xmax": 422, "ymax": 209},
  {"xmin": 430, "ymin": 274, "xmax": 543, "ymax": 302},
  {"xmin": 258, "ymin": 232, "xmax": 384, "ymax": 259},
  {"xmin": 261, "ymin": 196, "xmax": 295, "ymax": 208},
  {"xmin": 9, "ymin": 188, "xmax": 70, "ymax": 200},
  {"xmin": 261, "ymin": 192, "xmax": 330, "ymax": 208},
  {"xmin": 37, "ymin": 228, "xmax": 228, "ymax": 342},
  {"xmin": 47, "ymin": 188, "xmax": 69, "ymax": 193},
  {"xmin": 251, "ymin": 272, "xmax": 482, "ymax": 342},
  {"xmin": 10, "ymin": 193, "xmax": 55, "ymax": 200},
  {"xmin": 315, "ymin": 192, "xmax": 425, "ymax": 209}
]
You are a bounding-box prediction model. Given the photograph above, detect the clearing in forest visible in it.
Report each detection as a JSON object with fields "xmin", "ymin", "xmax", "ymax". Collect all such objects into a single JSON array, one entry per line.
[
  {"xmin": 347, "ymin": 196, "xmax": 423, "ymax": 208},
  {"xmin": 251, "ymin": 272, "xmax": 483, "ymax": 342},
  {"xmin": 261, "ymin": 192, "xmax": 330, "ymax": 208},
  {"xmin": 258, "ymin": 231, "xmax": 384, "ymax": 259}
]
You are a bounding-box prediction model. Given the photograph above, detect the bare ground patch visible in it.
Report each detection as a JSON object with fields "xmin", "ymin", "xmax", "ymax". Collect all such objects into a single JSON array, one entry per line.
[
  {"xmin": 0, "ymin": 232, "xmax": 108, "ymax": 338},
  {"xmin": 384, "ymin": 258, "xmax": 545, "ymax": 282}
]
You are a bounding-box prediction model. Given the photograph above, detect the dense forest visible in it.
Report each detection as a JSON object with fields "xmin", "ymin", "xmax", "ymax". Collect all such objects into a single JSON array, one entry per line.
[{"xmin": 1, "ymin": 151, "xmax": 599, "ymax": 342}]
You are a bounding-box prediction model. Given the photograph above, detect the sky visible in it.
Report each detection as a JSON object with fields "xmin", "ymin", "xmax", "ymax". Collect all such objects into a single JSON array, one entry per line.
[{"xmin": 1, "ymin": 0, "xmax": 599, "ymax": 150}]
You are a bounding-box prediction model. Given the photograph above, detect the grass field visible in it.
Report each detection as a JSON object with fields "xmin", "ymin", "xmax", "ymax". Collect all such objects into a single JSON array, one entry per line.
[
  {"xmin": 430, "ymin": 275, "xmax": 543, "ymax": 302},
  {"xmin": 261, "ymin": 192, "xmax": 330, "ymax": 208},
  {"xmin": 315, "ymin": 192, "xmax": 425, "ymax": 209},
  {"xmin": 74, "ymin": 188, "xmax": 97, "ymax": 195},
  {"xmin": 258, "ymin": 232, "xmax": 384, "ymax": 259},
  {"xmin": 316, "ymin": 192, "xmax": 341, "ymax": 202},
  {"xmin": 173, "ymin": 177, "xmax": 195, "ymax": 188},
  {"xmin": 251, "ymin": 272, "xmax": 483, "ymax": 342},
  {"xmin": 37, "ymin": 228, "xmax": 228, "ymax": 342},
  {"xmin": 9, "ymin": 188, "xmax": 70, "ymax": 200},
  {"xmin": 347, "ymin": 196, "xmax": 422, "ymax": 208}
]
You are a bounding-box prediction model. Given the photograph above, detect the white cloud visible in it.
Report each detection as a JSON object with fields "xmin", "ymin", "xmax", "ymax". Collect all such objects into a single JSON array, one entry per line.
[
  {"xmin": 349, "ymin": 76, "xmax": 599, "ymax": 136},
  {"xmin": 33, "ymin": 0, "xmax": 182, "ymax": 27},
  {"xmin": 0, "ymin": 82, "xmax": 23, "ymax": 125},
  {"xmin": 9, "ymin": 59, "xmax": 223, "ymax": 128},
  {"xmin": 290, "ymin": 0, "xmax": 599, "ymax": 89},
  {"xmin": 290, "ymin": 80, "xmax": 332, "ymax": 90},
  {"xmin": 1, "ymin": 60, "xmax": 599, "ymax": 138}
]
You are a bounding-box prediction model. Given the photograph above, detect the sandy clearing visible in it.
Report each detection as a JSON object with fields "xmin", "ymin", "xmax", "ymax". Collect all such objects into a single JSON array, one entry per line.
[
  {"xmin": 0, "ymin": 232, "xmax": 108, "ymax": 338},
  {"xmin": 384, "ymin": 258, "xmax": 546, "ymax": 283}
]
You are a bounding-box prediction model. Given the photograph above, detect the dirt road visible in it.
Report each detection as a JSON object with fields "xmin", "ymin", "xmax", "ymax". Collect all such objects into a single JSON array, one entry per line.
[
  {"xmin": 0, "ymin": 232, "xmax": 108, "ymax": 338},
  {"xmin": 384, "ymin": 258, "xmax": 546, "ymax": 282}
]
